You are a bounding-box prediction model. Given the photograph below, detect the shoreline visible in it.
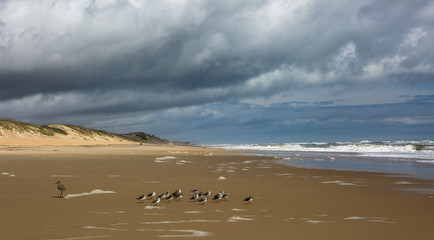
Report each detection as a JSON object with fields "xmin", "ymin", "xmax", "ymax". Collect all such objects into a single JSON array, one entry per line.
[
  {"xmin": 230, "ymin": 149, "xmax": 434, "ymax": 181},
  {"xmin": 1, "ymin": 144, "xmax": 433, "ymax": 239},
  {"xmin": 2, "ymin": 144, "xmax": 433, "ymax": 191}
]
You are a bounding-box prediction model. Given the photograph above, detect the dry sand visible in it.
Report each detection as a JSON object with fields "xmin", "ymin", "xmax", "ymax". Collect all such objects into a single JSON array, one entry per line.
[{"xmin": 1, "ymin": 144, "xmax": 433, "ymax": 240}]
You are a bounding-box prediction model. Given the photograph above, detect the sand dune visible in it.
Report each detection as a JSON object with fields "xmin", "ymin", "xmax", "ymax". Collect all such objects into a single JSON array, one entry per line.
[{"xmin": 0, "ymin": 120, "xmax": 145, "ymax": 146}]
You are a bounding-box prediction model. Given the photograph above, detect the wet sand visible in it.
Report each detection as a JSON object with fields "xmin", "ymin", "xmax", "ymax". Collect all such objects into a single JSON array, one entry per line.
[{"xmin": 0, "ymin": 144, "xmax": 433, "ymax": 239}]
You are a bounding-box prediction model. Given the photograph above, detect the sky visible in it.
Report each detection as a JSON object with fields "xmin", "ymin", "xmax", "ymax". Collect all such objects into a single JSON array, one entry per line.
[{"xmin": 0, "ymin": 0, "xmax": 433, "ymax": 144}]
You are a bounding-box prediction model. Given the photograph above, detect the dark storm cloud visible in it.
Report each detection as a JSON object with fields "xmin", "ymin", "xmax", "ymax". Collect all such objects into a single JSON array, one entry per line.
[{"xmin": 1, "ymin": 0, "xmax": 433, "ymax": 142}]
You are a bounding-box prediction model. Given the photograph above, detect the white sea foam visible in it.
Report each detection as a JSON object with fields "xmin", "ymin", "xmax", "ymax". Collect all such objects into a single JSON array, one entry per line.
[
  {"xmin": 176, "ymin": 160, "xmax": 192, "ymax": 165},
  {"xmin": 273, "ymin": 173, "xmax": 293, "ymax": 177},
  {"xmin": 416, "ymin": 160, "xmax": 434, "ymax": 164},
  {"xmin": 345, "ymin": 216, "xmax": 396, "ymax": 223},
  {"xmin": 305, "ymin": 220, "xmax": 330, "ymax": 224},
  {"xmin": 344, "ymin": 216, "xmax": 367, "ymax": 220},
  {"xmin": 155, "ymin": 156, "xmax": 177, "ymax": 163},
  {"xmin": 136, "ymin": 229, "xmax": 212, "ymax": 238},
  {"xmin": 394, "ymin": 181, "xmax": 414, "ymax": 185},
  {"xmin": 144, "ymin": 206, "xmax": 164, "ymax": 210},
  {"xmin": 231, "ymin": 208, "xmax": 247, "ymax": 212},
  {"xmin": 365, "ymin": 219, "xmax": 396, "ymax": 224},
  {"xmin": 141, "ymin": 219, "xmax": 221, "ymax": 224},
  {"xmin": 213, "ymin": 140, "xmax": 434, "ymax": 160},
  {"xmin": 159, "ymin": 229, "xmax": 212, "ymax": 238},
  {"xmin": 64, "ymin": 189, "xmax": 116, "ymax": 199},
  {"xmin": 218, "ymin": 176, "xmax": 226, "ymax": 180},
  {"xmin": 338, "ymin": 182, "xmax": 356, "ymax": 186},
  {"xmin": 2, "ymin": 172, "xmax": 9, "ymax": 176},
  {"xmin": 322, "ymin": 180, "xmax": 356, "ymax": 186},
  {"xmin": 82, "ymin": 226, "xmax": 127, "ymax": 231},
  {"xmin": 184, "ymin": 211, "xmax": 202, "ymax": 214},
  {"xmin": 43, "ymin": 235, "xmax": 111, "ymax": 240},
  {"xmin": 227, "ymin": 216, "xmax": 254, "ymax": 222}
]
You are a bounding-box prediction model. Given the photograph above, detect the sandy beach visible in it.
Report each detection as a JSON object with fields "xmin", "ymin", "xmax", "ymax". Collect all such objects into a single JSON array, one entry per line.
[{"xmin": 1, "ymin": 144, "xmax": 433, "ymax": 240}]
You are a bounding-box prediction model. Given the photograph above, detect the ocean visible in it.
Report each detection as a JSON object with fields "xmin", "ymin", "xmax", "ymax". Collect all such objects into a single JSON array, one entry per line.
[{"xmin": 211, "ymin": 140, "xmax": 434, "ymax": 180}]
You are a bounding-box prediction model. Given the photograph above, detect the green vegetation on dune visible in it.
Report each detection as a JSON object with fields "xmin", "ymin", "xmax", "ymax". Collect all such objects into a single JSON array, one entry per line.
[
  {"xmin": 66, "ymin": 125, "xmax": 119, "ymax": 139},
  {"xmin": 39, "ymin": 126, "xmax": 68, "ymax": 136},
  {"xmin": 0, "ymin": 119, "xmax": 176, "ymax": 145},
  {"xmin": 0, "ymin": 119, "xmax": 67, "ymax": 136},
  {"xmin": 1, "ymin": 119, "xmax": 33, "ymax": 131},
  {"xmin": 0, "ymin": 119, "xmax": 40, "ymax": 134}
]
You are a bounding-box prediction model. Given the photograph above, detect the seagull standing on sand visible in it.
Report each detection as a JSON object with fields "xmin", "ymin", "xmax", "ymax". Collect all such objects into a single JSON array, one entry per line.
[
  {"xmin": 173, "ymin": 189, "xmax": 182, "ymax": 195},
  {"xmin": 212, "ymin": 193, "xmax": 223, "ymax": 202},
  {"xmin": 190, "ymin": 193, "xmax": 199, "ymax": 202},
  {"xmin": 136, "ymin": 194, "xmax": 146, "ymax": 202},
  {"xmin": 198, "ymin": 197, "xmax": 208, "ymax": 205},
  {"xmin": 158, "ymin": 192, "xmax": 169, "ymax": 199},
  {"xmin": 147, "ymin": 191, "xmax": 156, "ymax": 199},
  {"xmin": 212, "ymin": 191, "xmax": 224, "ymax": 202},
  {"xmin": 174, "ymin": 192, "xmax": 183, "ymax": 201},
  {"xmin": 243, "ymin": 195, "xmax": 254, "ymax": 203},
  {"xmin": 152, "ymin": 197, "xmax": 161, "ymax": 205},
  {"xmin": 165, "ymin": 194, "xmax": 174, "ymax": 202},
  {"xmin": 55, "ymin": 181, "xmax": 66, "ymax": 198}
]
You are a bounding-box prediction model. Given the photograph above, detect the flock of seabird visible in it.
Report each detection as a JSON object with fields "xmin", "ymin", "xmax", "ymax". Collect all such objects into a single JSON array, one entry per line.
[
  {"xmin": 136, "ymin": 188, "xmax": 254, "ymax": 205},
  {"xmin": 55, "ymin": 181, "xmax": 254, "ymax": 204}
]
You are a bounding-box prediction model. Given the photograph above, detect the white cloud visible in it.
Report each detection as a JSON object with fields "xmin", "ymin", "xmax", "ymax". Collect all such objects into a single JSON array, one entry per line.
[
  {"xmin": 402, "ymin": 27, "xmax": 427, "ymax": 48},
  {"xmin": 333, "ymin": 41, "xmax": 358, "ymax": 73},
  {"xmin": 362, "ymin": 55, "xmax": 406, "ymax": 79},
  {"xmin": 383, "ymin": 117, "xmax": 434, "ymax": 125}
]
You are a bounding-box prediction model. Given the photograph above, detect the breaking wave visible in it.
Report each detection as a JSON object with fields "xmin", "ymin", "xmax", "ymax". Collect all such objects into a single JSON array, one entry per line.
[{"xmin": 212, "ymin": 140, "xmax": 434, "ymax": 161}]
